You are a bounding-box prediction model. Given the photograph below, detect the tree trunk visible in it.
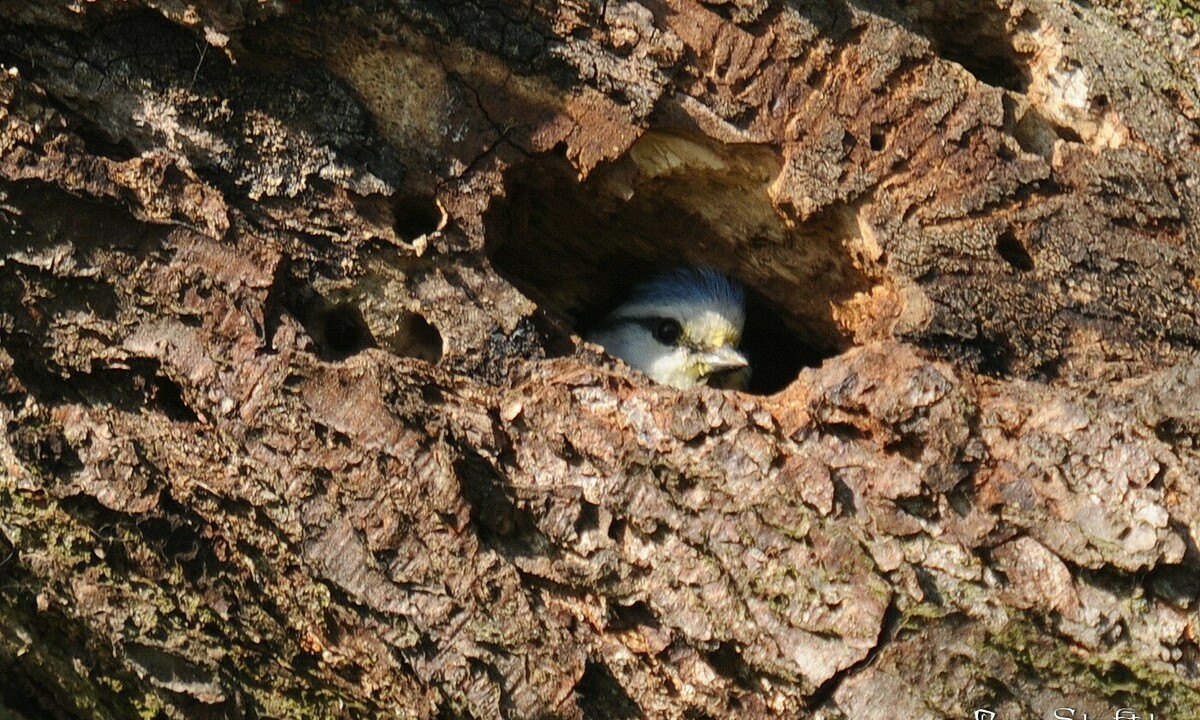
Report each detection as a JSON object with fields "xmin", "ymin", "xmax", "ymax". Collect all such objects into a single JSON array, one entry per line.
[{"xmin": 2, "ymin": 0, "xmax": 1200, "ymax": 717}]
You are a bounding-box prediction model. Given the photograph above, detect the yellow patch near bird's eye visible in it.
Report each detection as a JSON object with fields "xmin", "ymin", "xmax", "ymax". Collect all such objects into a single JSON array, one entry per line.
[{"xmin": 697, "ymin": 326, "xmax": 740, "ymax": 349}]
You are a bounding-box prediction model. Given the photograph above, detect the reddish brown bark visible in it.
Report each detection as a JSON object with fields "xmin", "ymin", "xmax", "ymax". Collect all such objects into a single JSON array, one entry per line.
[{"xmin": 2, "ymin": 0, "xmax": 1200, "ymax": 718}]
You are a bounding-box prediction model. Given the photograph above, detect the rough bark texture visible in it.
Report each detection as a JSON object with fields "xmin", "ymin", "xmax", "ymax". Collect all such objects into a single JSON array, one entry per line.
[{"xmin": 2, "ymin": 0, "xmax": 1200, "ymax": 718}]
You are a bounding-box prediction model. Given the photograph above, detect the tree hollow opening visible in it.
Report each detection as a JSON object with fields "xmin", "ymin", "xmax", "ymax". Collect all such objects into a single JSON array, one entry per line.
[{"xmin": 485, "ymin": 131, "xmax": 883, "ymax": 394}]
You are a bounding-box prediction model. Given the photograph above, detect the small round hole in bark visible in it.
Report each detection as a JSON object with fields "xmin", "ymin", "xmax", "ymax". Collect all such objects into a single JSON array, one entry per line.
[
  {"xmin": 393, "ymin": 195, "xmax": 442, "ymax": 241},
  {"xmin": 485, "ymin": 132, "xmax": 882, "ymax": 395},
  {"xmin": 869, "ymin": 130, "xmax": 887, "ymax": 152},
  {"xmin": 321, "ymin": 302, "xmax": 375, "ymax": 359},
  {"xmin": 996, "ymin": 229, "xmax": 1034, "ymax": 272},
  {"xmin": 284, "ymin": 252, "xmax": 446, "ymax": 364},
  {"xmin": 280, "ymin": 269, "xmax": 443, "ymax": 363},
  {"xmin": 377, "ymin": 311, "xmax": 443, "ymax": 364}
]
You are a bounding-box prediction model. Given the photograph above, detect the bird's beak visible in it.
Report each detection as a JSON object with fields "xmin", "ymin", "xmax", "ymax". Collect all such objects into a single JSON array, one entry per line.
[
  {"xmin": 701, "ymin": 346, "xmax": 750, "ymax": 389},
  {"xmin": 700, "ymin": 346, "xmax": 749, "ymax": 380}
]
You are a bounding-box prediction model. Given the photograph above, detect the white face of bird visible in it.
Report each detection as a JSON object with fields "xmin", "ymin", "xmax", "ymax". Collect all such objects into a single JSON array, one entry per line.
[
  {"xmin": 588, "ymin": 272, "xmax": 750, "ymax": 389},
  {"xmin": 636, "ymin": 311, "xmax": 748, "ymax": 388}
]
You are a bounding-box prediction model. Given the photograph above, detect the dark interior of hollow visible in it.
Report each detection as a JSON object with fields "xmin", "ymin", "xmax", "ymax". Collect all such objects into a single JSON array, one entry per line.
[
  {"xmin": 393, "ymin": 195, "xmax": 442, "ymax": 241},
  {"xmin": 742, "ymin": 290, "xmax": 830, "ymax": 394},
  {"xmin": 887, "ymin": 0, "xmax": 1032, "ymax": 94},
  {"xmin": 485, "ymin": 152, "xmax": 842, "ymax": 395}
]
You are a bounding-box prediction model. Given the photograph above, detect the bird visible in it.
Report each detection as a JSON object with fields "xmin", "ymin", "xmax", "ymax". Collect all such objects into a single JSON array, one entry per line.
[{"xmin": 586, "ymin": 267, "xmax": 750, "ymax": 389}]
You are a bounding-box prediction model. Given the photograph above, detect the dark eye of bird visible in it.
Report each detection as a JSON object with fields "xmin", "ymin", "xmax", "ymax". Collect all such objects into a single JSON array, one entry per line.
[{"xmin": 654, "ymin": 319, "xmax": 683, "ymax": 345}]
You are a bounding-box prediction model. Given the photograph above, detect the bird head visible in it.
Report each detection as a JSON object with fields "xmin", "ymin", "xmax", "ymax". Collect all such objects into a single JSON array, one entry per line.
[{"xmin": 587, "ymin": 267, "xmax": 750, "ymax": 389}]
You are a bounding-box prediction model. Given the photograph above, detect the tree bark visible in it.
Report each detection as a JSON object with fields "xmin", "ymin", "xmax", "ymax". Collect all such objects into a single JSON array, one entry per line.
[{"xmin": 2, "ymin": 0, "xmax": 1200, "ymax": 717}]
